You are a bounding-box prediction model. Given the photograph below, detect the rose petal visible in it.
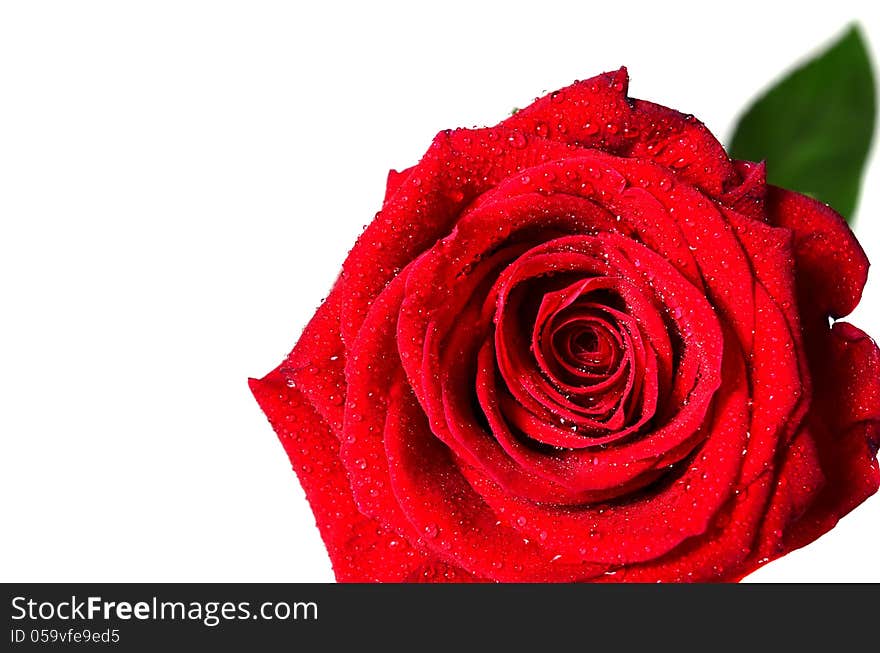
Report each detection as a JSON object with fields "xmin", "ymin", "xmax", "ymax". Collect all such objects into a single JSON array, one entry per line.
[
  {"xmin": 501, "ymin": 67, "xmax": 739, "ymax": 197},
  {"xmin": 766, "ymin": 186, "xmax": 868, "ymax": 320},
  {"xmin": 783, "ymin": 322, "xmax": 880, "ymax": 551},
  {"xmin": 462, "ymin": 333, "xmax": 750, "ymax": 566},
  {"xmin": 384, "ymin": 373, "xmax": 609, "ymax": 581},
  {"xmin": 249, "ymin": 371, "xmax": 475, "ymax": 581}
]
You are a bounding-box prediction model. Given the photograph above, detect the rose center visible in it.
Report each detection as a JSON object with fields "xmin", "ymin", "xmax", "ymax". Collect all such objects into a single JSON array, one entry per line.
[
  {"xmin": 571, "ymin": 329, "xmax": 599, "ymax": 355},
  {"xmin": 548, "ymin": 314, "xmax": 624, "ymax": 379},
  {"xmin": 533, "ymin": 278, "xmax": 630, "ymax": 389}
]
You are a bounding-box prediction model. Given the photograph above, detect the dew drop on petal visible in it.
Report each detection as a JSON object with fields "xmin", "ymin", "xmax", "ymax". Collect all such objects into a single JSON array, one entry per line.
[{"xmin": 508, "ymin": 130, "xmax": 528, "ymax": 149}]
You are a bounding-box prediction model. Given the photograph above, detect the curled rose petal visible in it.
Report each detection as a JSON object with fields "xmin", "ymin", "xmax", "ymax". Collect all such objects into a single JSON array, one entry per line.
[{"xmin": 252, "ymin": 68, "xmax": 879, "ymax": 582}]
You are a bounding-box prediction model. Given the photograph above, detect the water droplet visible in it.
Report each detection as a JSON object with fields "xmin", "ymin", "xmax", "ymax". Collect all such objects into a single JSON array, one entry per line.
[{"xmin": 508, "ymin": 130, "xmax": 528, "ymax": 149}]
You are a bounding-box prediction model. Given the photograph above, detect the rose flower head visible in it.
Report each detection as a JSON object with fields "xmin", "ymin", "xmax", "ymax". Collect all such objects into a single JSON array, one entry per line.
[{"xmin": 251, "ymin": 68, "xmax": 880, "ymax": 582}]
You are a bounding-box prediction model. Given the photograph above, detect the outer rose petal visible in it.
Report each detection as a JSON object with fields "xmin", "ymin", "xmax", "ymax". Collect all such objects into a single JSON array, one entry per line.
[
  {"xmin": 282, "ymin": 289, "xmax": 347, "ymax": 435},
  {"xmin": 617, "ymin": 473, "xmax": 775, "ymax": 582},
  {"xmin": 782, "ymin": 322, "xmax": 880, "ymax": 552},
  {"xmin": 249, "ymin": 368, "xmax": 479, "ymax": 582},
  {"xmin": 383, "ymin": 167, "xmax": 413, "ymax": 205},
  {"xmin": 750, "ymin": 428, "xmax": 824, "ymax": 562},
  {"xmin": 721, "ymin": 161, "xmax": 767, "ymax": 222},
  {"xmin": 759, "ymin": 187, "xmax": 876, "ymax": 559},
  {"xmin": 502, "ymin": 67, "xmax": 740, "ymax": 196},
  {"xmin": 339, "ymin": 129, "xmax": 580, "ymax": 345},
  {"xmin": 766, "ymin": 186, "xmax": 868, "ymax": 319}
]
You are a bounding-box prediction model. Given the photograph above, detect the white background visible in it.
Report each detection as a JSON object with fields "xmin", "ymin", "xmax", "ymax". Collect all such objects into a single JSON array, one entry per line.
[{"xmin": 1, "ymin": 1, "xmax": 879, "ymax": 582}]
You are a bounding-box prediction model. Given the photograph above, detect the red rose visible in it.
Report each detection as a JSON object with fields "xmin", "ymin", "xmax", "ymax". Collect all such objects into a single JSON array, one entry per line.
[{"xmin": 250, "ymin": 68, "xmax": 880, "ymax": 582}]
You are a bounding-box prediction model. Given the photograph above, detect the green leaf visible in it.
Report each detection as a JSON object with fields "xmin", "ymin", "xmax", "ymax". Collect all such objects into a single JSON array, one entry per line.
[{"xmin": 729, "ymin": 25, "xmax": 876, "ymax": 222}]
